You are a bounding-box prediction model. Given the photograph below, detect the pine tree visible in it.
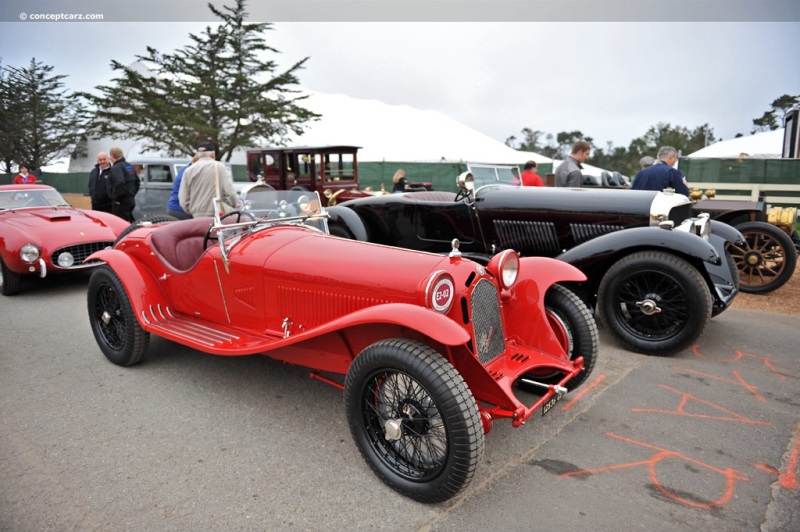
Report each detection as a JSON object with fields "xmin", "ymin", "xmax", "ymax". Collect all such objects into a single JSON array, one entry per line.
[
  {"xmin": 82, "ymin": 0, "xmax": 319, "ymax": 161},
  {"xmin": 0, "ymin": 58, "xmax": 87, "ymax": 173}
]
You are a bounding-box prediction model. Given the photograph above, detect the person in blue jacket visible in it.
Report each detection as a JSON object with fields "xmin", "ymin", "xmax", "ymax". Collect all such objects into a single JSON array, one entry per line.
[
  {"xmin": 167, "ymin": 155, "xmax": 198, "ymax": 220},
  {"xmin": 631, "ymin": 146, "xmax": 689, "ymax": 196}
]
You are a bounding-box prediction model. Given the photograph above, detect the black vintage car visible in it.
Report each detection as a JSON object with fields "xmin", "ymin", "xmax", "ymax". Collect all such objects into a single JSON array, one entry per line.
[{"xmin": 327, "ymin": 173, "xmax": 745, "ymax": 356}]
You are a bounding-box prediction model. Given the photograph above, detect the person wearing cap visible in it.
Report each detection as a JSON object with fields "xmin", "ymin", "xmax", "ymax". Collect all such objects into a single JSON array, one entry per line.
[
  {"xmin": 13, "ymin": 164, "xmax": 38, "ymax": 185},
  {"xmin": 178, "ymin": 142, "xmax": 239, "ymax": 218},
  {"xmin": 520, "ymin": 160, "xmax": 544, "ymax": 187},
  {"xmin": 630, "ymin": 146, "xmax": 689, "ymax": 196}
]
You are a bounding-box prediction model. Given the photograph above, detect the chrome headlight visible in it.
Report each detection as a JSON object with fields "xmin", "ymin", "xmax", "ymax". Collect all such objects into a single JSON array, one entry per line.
[
  {"xmin": 20, "ymin": 244, "xmax": 40, "ymax": 263},
  {"xmin": 456, "ymin": 171, "xmax": 475, "ymax": 193},
  {"xmin": 675, "ymin": 214, "xmax": 712, "ymax": 241},
  {"xmin": 487, "ymin": 249, "xmax": 520, "ymax": 289},
  {"xmin": 57, "ymin": 252, "xmax": 75, "ymax": 267}
]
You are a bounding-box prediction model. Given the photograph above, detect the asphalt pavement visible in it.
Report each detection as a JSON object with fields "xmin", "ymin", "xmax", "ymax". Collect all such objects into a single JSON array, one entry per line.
[{"xmin": 1, "ymin": 271, "xmax": 798, "ymax": 531}]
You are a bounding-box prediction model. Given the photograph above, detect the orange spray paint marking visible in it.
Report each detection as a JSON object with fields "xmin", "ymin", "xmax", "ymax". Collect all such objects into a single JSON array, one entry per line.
[
  {"xmin": 692, "ymin": 345, "xmax": 787, "ymax": 380},
  {"xmin": 672, "ymin": 366, "xmax": 766, "ymax": 402},
  {"xmin": 561, "ymin": 374, "xmax": 606, "ymax": 412},
  {"xmin": 754, "ymin": 438, "xmax": 800, "ymax": 490},
  {"xmin": 560, "ymin": 432, "xmax": 749, "ymax": 509},
  {"xmin": 631, "ymin": 385, "xmax": 771, "ymax": 425}
]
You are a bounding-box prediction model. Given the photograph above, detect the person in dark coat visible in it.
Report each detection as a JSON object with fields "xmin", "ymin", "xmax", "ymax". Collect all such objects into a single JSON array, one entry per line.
[
  {"xmin": 87, "ymin": 151, "xmax": 112, "ymax": 213},
  {"xmin": 107, "ymin": 146, "xmax": 139, "ymax": 222},
  {"xmin": 630, "ymin": 146, "xmax": 689, "ymax": 196}
]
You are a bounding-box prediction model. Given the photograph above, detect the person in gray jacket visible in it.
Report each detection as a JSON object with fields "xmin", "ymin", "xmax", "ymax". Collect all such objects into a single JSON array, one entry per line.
[
  {"xmin": 555, "ymin": 141, "xmax": 591, "ymax": 187},
  {"xmin": 178, "ymin": 142, "xmax": 239, "ymax": 218}
]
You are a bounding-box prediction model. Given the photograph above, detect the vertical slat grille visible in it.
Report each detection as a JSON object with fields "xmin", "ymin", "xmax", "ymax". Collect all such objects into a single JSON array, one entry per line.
[
  {"xmin": 493, "ymin": 220, "xmax": 559, "ymax": 251},
  {"xmin": 570, "ymin": 224, "xmax": 624, "ymax": 245},
  {"xmin": 470, "ymin": 279, "xmax": 505, "ymax": 364}
]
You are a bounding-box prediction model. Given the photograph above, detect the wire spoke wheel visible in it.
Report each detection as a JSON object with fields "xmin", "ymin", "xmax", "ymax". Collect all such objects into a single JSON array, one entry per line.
[
  {"xmin": 598, "ymin": 251, "xmax": 711, "ymax": 355},
  {"xmin": 727, "ymin": 222, "xmax": 797, "ymax": 294},
  {"xmin": 345, "ymin": 339, "xmax": 483, "ymax": 503}
]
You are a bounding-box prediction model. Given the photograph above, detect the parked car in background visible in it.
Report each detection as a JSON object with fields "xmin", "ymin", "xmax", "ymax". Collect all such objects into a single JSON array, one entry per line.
[
  {"xmin": 327, "ymin": 172, "xmax": 745, "ymax": 356},
  {"xmin": 130, "ymin": 158, "xmax": 235, "ymax": 220},
  {"xmin": 85, "ymin": 190, "xmax": 598, "ymax": 503},
  {"xmin": 689, "ymin": 192, "xmax": 798, "ymax": 294},
  {"xmin": 0, "ymin": 184, "xmax": 128, "ymax": 295},
  {"xmin": 246, "ymin": 145, "xmax": 432, "ymax": 206}
]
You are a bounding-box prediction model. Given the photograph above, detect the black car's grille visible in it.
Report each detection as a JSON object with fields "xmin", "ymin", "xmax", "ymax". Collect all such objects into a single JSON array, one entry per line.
[
  {"xmin": 470, "ymin": 279, "xmax": 505, "ymax": 364},
  {"xmin": 493, "ymin": 220, "xmax": 559, "ymax": 252},
  {"xmin": 50, "ymin": 241, "xmax": 114, "ymax": 268},
  {"xmin": 570, "ymin": 223, "xmax": 624, "ymax": 245}
]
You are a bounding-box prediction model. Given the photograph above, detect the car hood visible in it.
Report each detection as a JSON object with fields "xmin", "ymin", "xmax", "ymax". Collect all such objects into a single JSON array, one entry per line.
[
  {"xmin": 254, "ymin": 228, "xmax": 461, "ymax": 299},
  {"xmin": 1, "ymin": 208, "xmax": 119, "ymax": 243}
]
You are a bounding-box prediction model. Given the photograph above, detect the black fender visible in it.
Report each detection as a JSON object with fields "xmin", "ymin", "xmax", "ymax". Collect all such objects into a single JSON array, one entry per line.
[
  {"xmin": 710, "ymin": 220, "xmax": 746, "ymax": 246},
  {"xmin": 557, "ymin": 226, "xmax": 721, "ymax": 270},
  {"xmin": 326, "ymin": 206, "xmax": 368, "ymax": 241}
]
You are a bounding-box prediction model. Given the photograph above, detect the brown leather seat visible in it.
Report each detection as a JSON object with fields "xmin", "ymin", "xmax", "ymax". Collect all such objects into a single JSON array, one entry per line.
[{"xmin": 150, "ymin": 217, "xmax": 214, "ymax": 273}]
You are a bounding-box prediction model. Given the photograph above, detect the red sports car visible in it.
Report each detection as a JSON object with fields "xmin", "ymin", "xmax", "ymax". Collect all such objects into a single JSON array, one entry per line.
[
  {"xmin": 85, "ymin": 191, "xmax": 598, "ymax": 503},
  {"xmin": 0, "ymin": 184, "xmax": 129, "ymax": 295}
]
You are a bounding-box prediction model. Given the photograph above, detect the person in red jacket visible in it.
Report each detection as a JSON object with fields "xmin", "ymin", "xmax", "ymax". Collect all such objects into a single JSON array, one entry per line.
[
  {"xmin": 520, "ymin": 160, "xmax": 544, "ymax": 187},
  {"xmin": 13, "ymin": 165, "xmax": 37, "ymax": 185}
]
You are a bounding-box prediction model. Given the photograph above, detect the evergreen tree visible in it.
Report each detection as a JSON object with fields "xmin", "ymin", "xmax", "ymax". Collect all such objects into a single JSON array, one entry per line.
[
  {"xmin": 0, "ymin": 58, "xmax": 87, "ymax": 173},
  {"xmin": 82, "ymin": 0, "xmax": 318, "ymax": 162}
]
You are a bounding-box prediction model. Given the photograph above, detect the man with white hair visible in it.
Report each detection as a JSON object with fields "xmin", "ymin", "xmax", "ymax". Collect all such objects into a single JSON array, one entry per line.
[
  {"xmin": 178, "ymin": 142, "xmax": 239, "ymax": 218},
  {"xmin": 630, "ymin": 146, "xmax": 689, "ymax": 196}
]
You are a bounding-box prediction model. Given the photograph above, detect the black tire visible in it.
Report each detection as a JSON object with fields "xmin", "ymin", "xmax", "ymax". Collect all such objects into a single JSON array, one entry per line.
[
  {"xmin": 711, "ymin": 252, "xmax": 739, "ymax": 318},
  {"xmin": 344, "ymin": 339, "xmax": 484, "ymax": 503},
  {"xmin": 115, "ymin": 214, "xmax": 180, "ymax": 246},
  {"xmin": 87, "ymin": 265, "xmax": 149, "ymax": 366},
  {"xmin": 517, "ymin": 284, "xmax": 599, "ymax": 393},
  {"xmin": 597, "ymin": 251, "xmax": 712, "ymax": 356},
  {"xmin": 727, "ymin": 222, "xmax": 797, "ymax": 294},
  {"xmin": 0, "ymin": 256, "xmax": 23, "ymax": 296}
]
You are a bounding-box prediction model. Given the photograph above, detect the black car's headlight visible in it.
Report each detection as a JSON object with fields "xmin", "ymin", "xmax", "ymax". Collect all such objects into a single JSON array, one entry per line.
[
  {"xmin": 20, "ymin": 244, "xmax": 40, "ymax": 263},
  {"xmin": 675, "ymin": 213, "xmax": 712, "ymax": 241}
]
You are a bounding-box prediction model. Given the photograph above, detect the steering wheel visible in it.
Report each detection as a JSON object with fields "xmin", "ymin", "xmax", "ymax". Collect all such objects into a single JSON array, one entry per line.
[{"xmin": 202, "ymin": 210, "xmax": 257, "ymax": 250}]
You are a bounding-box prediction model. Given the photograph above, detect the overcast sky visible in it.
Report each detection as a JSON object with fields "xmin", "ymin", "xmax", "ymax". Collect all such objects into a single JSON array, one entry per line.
[{"xmin": 2, "ymin": 18, "xmax": 799, "ymax": 150}]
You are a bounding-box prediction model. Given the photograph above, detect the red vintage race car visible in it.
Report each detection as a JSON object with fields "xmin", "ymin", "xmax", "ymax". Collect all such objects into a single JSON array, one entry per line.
[
  {"xmin": 0, "ymin": 184, "xmax": 129, "ymax": 295},
  {"xmin": 85, "ymin": 191, "xmax": 598, "ymax": 503}
]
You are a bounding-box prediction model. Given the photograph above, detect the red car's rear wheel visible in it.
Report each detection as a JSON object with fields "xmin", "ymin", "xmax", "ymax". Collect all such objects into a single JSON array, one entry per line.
[{"xmin": 87, "ymin": 265, "xmax": 149, "ymax": 366}]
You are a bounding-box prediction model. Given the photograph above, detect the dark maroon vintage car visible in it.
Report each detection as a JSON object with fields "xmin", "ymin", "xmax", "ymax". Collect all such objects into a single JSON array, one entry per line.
[
  {"xmin": 85, "ymin": 190, "xmax": 598, "ymax": 503},
  {"xmin": 0, "ymin": 184, "xmax": 129, "ymax": 295}
]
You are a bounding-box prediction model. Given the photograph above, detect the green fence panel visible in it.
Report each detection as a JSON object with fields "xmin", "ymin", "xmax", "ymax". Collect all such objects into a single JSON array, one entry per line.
[
  {"xmin": 764, "ymin": 159, "xmax": 800, "ymax": 184},
  {"xmin": 358, "ymin": 162, "xmax": 466, "ymax": 192}
]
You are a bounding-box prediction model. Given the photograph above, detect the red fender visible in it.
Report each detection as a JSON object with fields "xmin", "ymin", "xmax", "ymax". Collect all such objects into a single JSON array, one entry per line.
[
  {"xmin": 87, "ymin": 249, "xmax": 169, "ymax": 327},
  {"xmin": 502, "ymin": 256, "xmax": 588, "ymax": 356}
]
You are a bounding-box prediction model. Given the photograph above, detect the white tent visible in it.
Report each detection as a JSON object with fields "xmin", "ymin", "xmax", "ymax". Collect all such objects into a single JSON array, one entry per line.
[
  {"xmin": 686, "ymin": 129, "xmax": 784, "ymax": 159},
  {"xmin": 289, "ymin": 90, "xmax": 552, "ymax": 165}
]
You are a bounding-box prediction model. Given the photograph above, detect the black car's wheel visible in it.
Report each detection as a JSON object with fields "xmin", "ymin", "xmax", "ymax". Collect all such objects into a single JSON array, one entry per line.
[
  {"xmin": 344, "ymin": 339, "xmax": 483, "ymax": 503},
  {"xmin": 115, "ymin": 215, "xmax": 180, "ymax": 245},
  {"xmin": 0, "ymin": 257, "xmax": 23, "ymax": 296},
  {"xmin": 727, "ymin": 222, "xmax": 797, "ymax": 294},
  {"xmin": 518, "ymin": 284, "xmax": 598, "ymax": 393},
  {"xmin": 87, "ymin": 265, "xmax": 149, "ymax": 366},
  {"xmin": 597, "ymin": 251, "xmax": 712, "ymax": 356}
]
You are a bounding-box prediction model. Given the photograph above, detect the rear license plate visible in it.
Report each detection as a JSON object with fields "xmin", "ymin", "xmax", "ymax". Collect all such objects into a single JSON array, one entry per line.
[{"xmin": 541, "ymin": 391, "xmax": 565, "ymax": 416}]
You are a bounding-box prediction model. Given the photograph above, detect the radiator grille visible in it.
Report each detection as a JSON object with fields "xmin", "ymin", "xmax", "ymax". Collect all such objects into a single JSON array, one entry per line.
[
  {"xmin": 493, "ymin": 220, "xmax": 559, "ymax": 252},
  {"xmin": 470, "ymin": 279, "xmax": 505, "ymax": 364},
  {"xmin": 570, "ymin": 223, "xmax": 624, "ymax": 245},
  {"xmin": 50, "ymin": 241, "xmax": 114, "ymax": 268}
]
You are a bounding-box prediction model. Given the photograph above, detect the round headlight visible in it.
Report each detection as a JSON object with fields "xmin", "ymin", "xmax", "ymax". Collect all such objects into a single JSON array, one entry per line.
[
  {"xmin": 20, "ymin": 244, "xmax": 40, "ymax": 263},
  {"xmin": 456, "ymin": 171, "xmax": 474, "ymax": 192},
  {"xmin": 488, "ymin": 249, "xmax": 520, "ymax": 289},
  {"xmin": 57, "ymin": 252, "xmax": 75, "ymax": 267}
]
